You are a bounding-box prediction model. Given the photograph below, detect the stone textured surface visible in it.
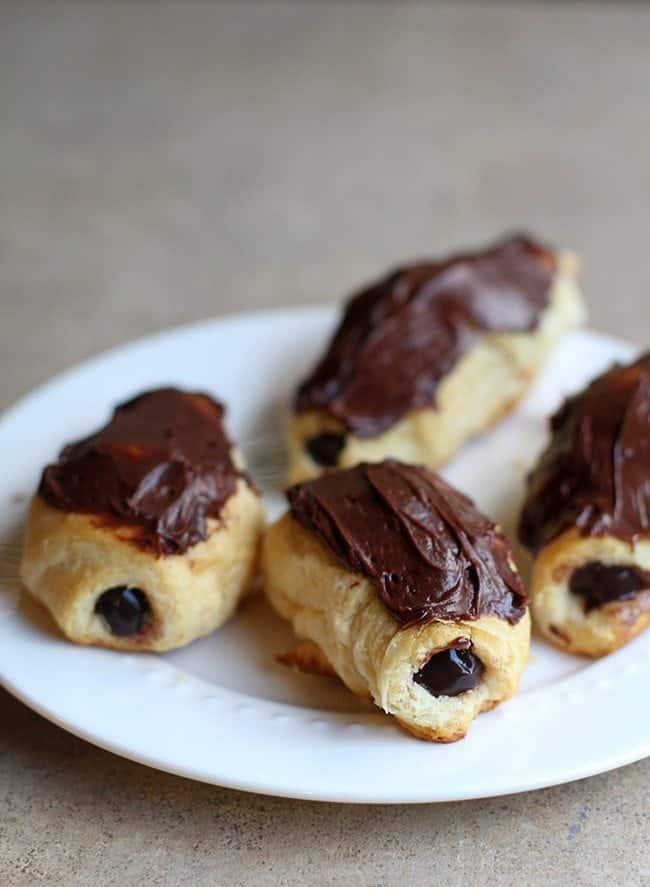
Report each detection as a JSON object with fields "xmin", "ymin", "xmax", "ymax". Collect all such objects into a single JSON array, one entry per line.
[{"xmin": 1, "ymin": 2, "xmax": 650, "ymax": 884}]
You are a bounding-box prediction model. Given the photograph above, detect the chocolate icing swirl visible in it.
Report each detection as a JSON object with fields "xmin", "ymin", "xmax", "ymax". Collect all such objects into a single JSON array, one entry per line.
[
  {"xmin": 38, "ymin": 387, "xmax": 246, "ymax": 555},
  {"xmin": 519, "ymin": 353, "xmax": 650, "ymax": 552},
  {"xmin": 295, "ymin": 234, "xmax": 556, "ymax": 437},
  {"xmin": 287, "ymin": 460, "xmax": 527, "ymax": 625}
]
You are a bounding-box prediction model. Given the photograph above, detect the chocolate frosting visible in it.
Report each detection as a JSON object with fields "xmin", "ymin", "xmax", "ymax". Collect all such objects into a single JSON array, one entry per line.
[
  {"xmin": 38, "ymin": 388, "xmax": 245, "ymax": 555},
  {"xmin": 287, "ymin": 460, "xmax": 527, "ymax": 625},
  {"xmin": 519, "ymin": 353, "xmax": 650, "ymax": 552},
  {"xmin": 295, "ymin": 234, "xmax": 556, "ymax": 437}
]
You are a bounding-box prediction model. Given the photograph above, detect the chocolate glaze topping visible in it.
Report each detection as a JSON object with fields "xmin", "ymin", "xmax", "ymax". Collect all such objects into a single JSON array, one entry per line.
[
  {"xmin": 519, "ymin": 353, "xmax": 650, "ymax": 552},
  {"xmin": 569, "ymin": 562, "xmax": 650, "ymax": 612},
  {"xmin": 287, "ymin": 460, "xmax": 527, "ymax": 625},
  {"xmin": 38, "ymin": 388, "xmax": 245, "ymax": 555},
  {"xmin": 295, "ymin": 234, "xmax": 556, "ymax": 437}
]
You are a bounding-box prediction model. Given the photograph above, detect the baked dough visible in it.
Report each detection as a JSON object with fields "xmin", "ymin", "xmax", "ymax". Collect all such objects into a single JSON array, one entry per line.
[
  {"xmin": 528, "ymin": 528, "xmax": 650, "ymax": 657},
  {"xmin": 262, "ymin": 514, "xmax": 530, "ymax": 741},
  {"xmin": 21, "ymin": 480, "xmax": 264, "ymax": 652},
  {"xmin": 20, "ymin": 387, "xmax": 266, "ymax": 652},
  {"xmin": 287, "ymin": 250, "xmax": 584, "ymax": 484},
  {"xmin": 519, "ymin": 353, "xmax": 650, "ymax": 656}
]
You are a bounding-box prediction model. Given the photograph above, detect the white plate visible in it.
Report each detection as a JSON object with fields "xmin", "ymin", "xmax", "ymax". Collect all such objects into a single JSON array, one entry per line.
[{"xmin": 0, "ymin": 309, "xmax": 647, "ymax": 803}]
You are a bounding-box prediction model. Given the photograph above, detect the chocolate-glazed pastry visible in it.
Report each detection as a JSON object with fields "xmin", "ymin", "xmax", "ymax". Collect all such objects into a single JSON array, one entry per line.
[
  {"xmin": 519, "ymin": 354, "xmax": 650, "ymax": 657},
  {"xmin": 287, "ymin": 233, "xmax": 585, "ymax": 483},
  {"xmin": 262, "ymin": 461, "xmax": 530, "ymax": 742},
  {"xmin": 287, "ymin": 460, "xmax": 526, "ymax": 624},
  {"xmin": 20, "ymin": 388, "xmax": 265, "ymax": 652},
  {"xmin": 38, "ymin": 388, "xmax": 244, "ymax": 554}
]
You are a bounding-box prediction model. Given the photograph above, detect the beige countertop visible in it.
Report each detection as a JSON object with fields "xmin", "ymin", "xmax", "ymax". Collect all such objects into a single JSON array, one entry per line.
[{"xmin": 1, "ymin": 2, "xmax": 649, "ymax": 884}]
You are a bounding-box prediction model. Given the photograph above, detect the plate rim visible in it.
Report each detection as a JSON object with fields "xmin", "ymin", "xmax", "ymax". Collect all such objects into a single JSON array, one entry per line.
[
  {"xmin": 1, "ymin": 309, "xmax": 647, "ymax": 804},
  {"xmin": 2, "ymin": 652, "xmax": 648, "ymax": 805},
  {"xmin": 0, "ymin": 302, "xmax": 332, "ymax": 425}
]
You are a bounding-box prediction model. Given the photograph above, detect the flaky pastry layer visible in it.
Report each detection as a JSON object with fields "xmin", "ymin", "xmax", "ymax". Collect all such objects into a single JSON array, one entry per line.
[
  {"xmin": 529, "ymin": 527, "xmax": 650, "ymax": 657},
  {"xmin": 20, "ymin": 481, "xmax": 265, "ymax": 652},
  {"xmin": 262, "ymin": 514, "xmax": 530, "ymax": 741}
]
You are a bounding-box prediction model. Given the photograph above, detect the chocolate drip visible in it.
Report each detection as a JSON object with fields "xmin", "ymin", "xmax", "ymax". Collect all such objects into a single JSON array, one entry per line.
[
  {"xmin": 519, "ymin": 353, "xmax": 650, "ymax": 552},
  {"xmin": 296, "ymin": 234, "xmax": 555, "ymax": 437},
  {"xmin": 569, "ymin": 562, "xmax": 650, "ymax": 612},
  {"xmin": 287, "ymin": 460, "xmax": 527, "ymax": 625},
  {"xmin": 39, "ymin": 388, "xmax": 246, "ymax": 555}
]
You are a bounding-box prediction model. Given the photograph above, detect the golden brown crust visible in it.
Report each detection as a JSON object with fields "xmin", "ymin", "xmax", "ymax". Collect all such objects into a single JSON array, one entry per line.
[
  {"xmin": 287, "ymin": 252, "xmax": 585, "ymax": 483},
  {"xmin": 20, "ymin": 481, "xmax": 265, "ymax": 652},
  {"xmin": 395, "ymin": 719, "xmax": 468, "ymax": 743},
  {"xmin": 277, "ymin": 640, "xmax": 338, "ymax": 678},
  {"xmin": 530, "ymin": 528, "xmax": 650, "ymax": 657},
  {"xmin": 262, "ymin": 513, "xmax": 530, "ymax": 741}
]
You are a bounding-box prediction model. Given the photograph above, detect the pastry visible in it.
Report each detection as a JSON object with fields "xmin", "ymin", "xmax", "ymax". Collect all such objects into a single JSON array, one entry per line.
[
  {"xmin": 287, "ymin": 233, "xmax": 585, "ymax": 483},
  {"xmin": 262, "ymin": 460, "xmax": 530, "ymax": 741},
  {"xmin": 20, "ymin": 388, "xmax": 265, "ymax": 651},
  {"xmin": 519, "ymin": 354, "xmax": 650, "ymax": 657}
]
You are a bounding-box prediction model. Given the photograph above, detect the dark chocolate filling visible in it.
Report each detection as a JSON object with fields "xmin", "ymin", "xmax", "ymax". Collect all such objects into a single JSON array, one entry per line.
[
  {"xmin": 95, "ymin": 586, "xmax": 151, "ymax": 636},
  {"xmin": 306, "ymin": 432, "xmax": 346, "ymax": 467},
  {"xmin": 295, "ymin": 234, "xmax": 555, "ymax": 437},
  {"xmin": 413, "ymin": 640, "xmax": 484, "ymax": 697},
  {"xmin": 569, "ymin": 561, "xmax": 650, "ymax": 612}
]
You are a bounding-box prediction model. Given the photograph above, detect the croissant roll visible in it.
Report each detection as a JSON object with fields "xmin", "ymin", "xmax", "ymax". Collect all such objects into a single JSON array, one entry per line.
[
  {"xmin": 20, "ymin": 388, "xmax": 265, "ymax": 652},
  {"xmin": 262, "ymin": 460, "xmax": 530, "ymax": 742},
  {"xmin": 519, "ymin": 354, "xmax": 650, "ymax": 657},
  {"xmin": 287, "ymin": 233, "xmax": 585, "ymax": 483}
]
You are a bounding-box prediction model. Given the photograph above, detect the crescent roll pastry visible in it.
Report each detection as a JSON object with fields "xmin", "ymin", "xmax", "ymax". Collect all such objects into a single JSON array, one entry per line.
[
  {"xmin": 287, "ymin": 233, "xmax": 585, "ymax": 483},
  {"xmin": 262, "ymin": 460, "xmax": 530, "ymax": 742},
  {"xmin": 20, "ymin": 388, "xmax": 264, "ymax": 652},
  {"xmin": 519, "ymin": 354, "xmax": 650, "ymax": 657}
]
